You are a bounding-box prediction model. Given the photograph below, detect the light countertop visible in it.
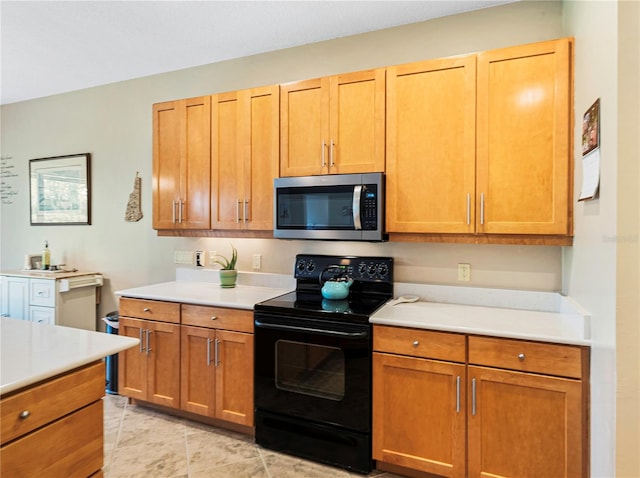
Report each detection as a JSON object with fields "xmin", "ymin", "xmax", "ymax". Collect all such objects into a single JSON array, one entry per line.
[
  {"xmin": 1, "ymin": 269, "xmax": 101, "ymax": 279},
  {"xmin": 0, "ymin": 317, "xmax": 139, "ymax": 395}
]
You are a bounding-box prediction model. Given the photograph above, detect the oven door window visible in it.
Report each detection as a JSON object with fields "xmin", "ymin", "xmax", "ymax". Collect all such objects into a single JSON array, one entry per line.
[{"xmin": 275, "ymin": 340, "xmax": 345, "ymax": 401}]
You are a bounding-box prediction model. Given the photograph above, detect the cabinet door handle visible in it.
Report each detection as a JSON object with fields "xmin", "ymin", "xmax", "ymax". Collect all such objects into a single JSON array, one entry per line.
[
  {"xmin": 472, "ymin": 378, "xmax": 477, "ymax": 416},
  {"xmin": 518, "ymin": 353, "xmax": 526, "ymax": 361},
  {"xmin": 412, "ymin": 340, "xmax": 419, "ymax": 347},
  {"xmin": 321, "ymin": 140, "xmax": 327, "ymax": 167},
  {"xmin": 139, "ymin": 328, "xmax": 145, "ymax": 352},
  {"xmin": 210, "ymin": 316, "xmax": 218, "ymax": 321},
  {"xmin": 19, "ymin": 410, "xmax": 30, "ymax": 420},
  {"xmin": 145, "ymin": 329, "xmax": 151, "ymax": 355},
  {"xmin": 214, "ymin": 338, "xmax": 220, "ymax": 366},
  {"xmin": 480, "ymin": 193, "xmax": 485, "ymax": 225},
  {"xmin": 329, "ymin": 140, "xmax": 335, "ymax": 167},
  {"xmin": 178, "ymin": 200, "xmax": 184, "ymax": 223},
  {"xmin": 207, "ymin": 338, "xmax": 213, "ymax": 366},
  {"xmin": 244, "ymin": 199, "xmax": 249, "ymax": 223},
  {"xmin": 143, "ymin": 307, "xmax": 151, "ymax": 312},
  {"xmin": 236, "ymin": 200, "xmax": 242, "ymax": 223},
  {"xmin": 466, "ymin": 193, "xmax": 471, "ymax": 225},
  {"xmin": 456, "ymin": 375, "xmax": 461, "ymax": 413},
  {"xmin": 172, "ymin": 200, "xmax": 177, "ymax": 223}
]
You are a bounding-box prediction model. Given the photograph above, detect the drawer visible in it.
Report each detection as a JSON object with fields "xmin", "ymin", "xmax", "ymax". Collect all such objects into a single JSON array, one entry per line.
[
  {"xmin": 1, "ymin": 400, "xmax": 103, "ymax": 477},
  {"xmin": 468, "ymin": 336, "xmax": 586, "ymax": 379},
  {"xmin": 119, "ymin": 297, "xmax": 180, "ymax": 324},
  {"xmin": 373, "ymin": 325, "xmax": 466, "ymax": 362},
  {"xmin": 29, "ymin": 279, "xmax": 56, "ymax": 307},
  {"xmin": 182, "ymin": 304, "xmax": 253, "ymax": 333},
  {"xmin": 1, "ymin": 361, "xmax": 104, "ymax": 445}
]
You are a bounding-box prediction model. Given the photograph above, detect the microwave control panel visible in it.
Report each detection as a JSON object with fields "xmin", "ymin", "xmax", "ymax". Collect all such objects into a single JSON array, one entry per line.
[{"xmin": 362, "ymin": 185, "xmax": 378, "ymax": 230}]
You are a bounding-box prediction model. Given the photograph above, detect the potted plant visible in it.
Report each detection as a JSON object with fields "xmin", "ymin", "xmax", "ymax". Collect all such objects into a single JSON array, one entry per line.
[{"xmin": 214, "ymin": 245, "xmax": 238, "ymax": 288}]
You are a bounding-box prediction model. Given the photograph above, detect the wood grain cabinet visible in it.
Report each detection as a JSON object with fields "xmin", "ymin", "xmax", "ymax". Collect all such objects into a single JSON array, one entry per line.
[
  {"xmin": 118, "ymin": 298, "xmax": 181, "ymax": 408},
  {"xmin": 386, "ymin": 38, "xmax": 573, "ymax": 243},
  {"xmin": 373, "ymin": 326, "xmax": 589, "ymax": 478},
  {"xmin": 1, "ymin": 362, "xmax": 105, "ymax": 478},
  {"xmin": 280, "ymin": 68, "xmax": 385, "ymax": 176},
  {"xmin": 211, "ymin": 85, "xmax": 279, "ymax": 230},
  {"xmin": 152, "ymin": 96, "xmax": 211, "ymax": 229}
]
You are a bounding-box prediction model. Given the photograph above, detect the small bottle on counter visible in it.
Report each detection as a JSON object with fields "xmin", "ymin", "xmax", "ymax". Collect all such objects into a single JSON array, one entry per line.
[{"xmin": 42, "ymin": 241, "xmax": 50, "ymax": 270}]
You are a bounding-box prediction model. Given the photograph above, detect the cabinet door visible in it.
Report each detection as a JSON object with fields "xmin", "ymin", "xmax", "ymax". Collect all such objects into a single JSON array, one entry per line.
[
  {"xmin": 153, "ymin": 96, "xmax": 211, "ymax": 229},
  {"xmin": 118, "ymin": 317, "xmax": 147, "ymax": 400},
  {"xmin": 243, "ymin": 85, "xmax": 280, "ymax": 230},
  {"xmin": 215, "ymin": 330, "xmax": 254, "ymax": 426},
  {"xmin": 180, "ymin": 325, "xmax": 216, "ymax": 417},
  {"xmin": 280, "ymin": 77, "xmax": 330, "ymax": 176},
  {"xmin": 476, "ymin": 38, "xmax": 572, "ymax": 235},
  {"xmin": 328, "ymin": 69, "xmax": 385, "ymax": 174},
  {"xmin": 1, "ymin": 276, "xmax": 29, "ymax": 320},
  {"xmin": 146, "ymin": 320, "xmax": 181, "ymax": 408},
  {"xmin": 211, "ymin": 91, "xmax": 243, "ymax": 229},
  {"xmin": 373, "ymin": 352, "xmax": 466, "ymax": 478},
  {"xmin": 386, "ymin": 56, "xmax": 476, "ymax": 233},
  {"xmin": 467, "ymin": 365, "xmax": 584, "ymax": 478}
]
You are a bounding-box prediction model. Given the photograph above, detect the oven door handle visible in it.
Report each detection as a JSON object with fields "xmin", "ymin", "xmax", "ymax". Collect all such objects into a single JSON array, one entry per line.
[{"xmin": 254, "ymin": 320, "xmax": 369, "ymax": 339}]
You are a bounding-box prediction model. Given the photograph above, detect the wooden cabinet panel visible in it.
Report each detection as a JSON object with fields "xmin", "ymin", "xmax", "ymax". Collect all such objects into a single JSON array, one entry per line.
[
  {"xmin": 468, "ymin": 365, "xmax": 584, "ymax": 478},
  {"xmin": 118, "ymin": 317, "xmax": 147, "ymax": 400},
  {"xmin": 182, "ymin": 304, "xmax": 253, "ymax": 333},
  {"xmin": 468, "ymin": 335, "xmax": 585, "ymax": 378},
  {"xmin": 180, "ymin": 325, "xmax": 216, "ymax": 416},
  {"xmin": 373, "ymin": 352, "xmax": 466, "ymax": 477},
  {"xmin": 215, "ymin": 330, "xmax": 254, "ymax": 426},
  {"xmin": 374, "ymin": 324, "xmax": 466, "ymax": 362},
  {"xmin": 280, "ymin": 69, "xmax": 385, "ymax": 177},
  {"xmin": 476, "ymin": 38, "xmax": 572, "ymax": 235},
  {"xmin": 153, "ymin": 96, "xmax": 211, "ymax": 229},
  {"xmin": 119, "ymin": 297, "xmax": 180, "ymax": 324},
  {"xmin": 386, "ymin": 56, "xmax": 476, "ymax": 233}
]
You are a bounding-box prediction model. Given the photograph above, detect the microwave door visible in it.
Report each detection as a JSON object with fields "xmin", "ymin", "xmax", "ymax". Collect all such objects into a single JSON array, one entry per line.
[{"xmin": 352, "ymin": 185, "xmax": 362, "ymax": 230}]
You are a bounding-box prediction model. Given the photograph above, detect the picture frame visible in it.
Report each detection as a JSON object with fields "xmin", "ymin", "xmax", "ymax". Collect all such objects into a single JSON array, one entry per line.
[{"xmin": 29, "ymin": 153, "xmax": 91, "ymax": 225}]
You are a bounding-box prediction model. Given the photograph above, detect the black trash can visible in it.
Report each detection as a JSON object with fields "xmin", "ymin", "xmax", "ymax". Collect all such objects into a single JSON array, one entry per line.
[{"xmin": 103, "ymin": 311, "xmax": 119, "ymax": 395}]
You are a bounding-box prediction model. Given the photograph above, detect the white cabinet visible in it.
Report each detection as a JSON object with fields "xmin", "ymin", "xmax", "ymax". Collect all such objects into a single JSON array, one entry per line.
[{"xmin": 0, "ymin": 272, "xmax": 103, "ymax": 330}]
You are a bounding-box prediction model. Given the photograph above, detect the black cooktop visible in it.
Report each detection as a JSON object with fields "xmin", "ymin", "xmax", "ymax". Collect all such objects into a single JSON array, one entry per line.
[{"xmin": 254, "ymin": 254, "xmax": 393, "ymax": 323}]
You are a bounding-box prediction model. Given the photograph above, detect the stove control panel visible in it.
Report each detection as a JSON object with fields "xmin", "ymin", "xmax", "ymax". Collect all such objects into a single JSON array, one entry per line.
[{"xmin": 295, "ymin": 254, "xmax": 393, "ymax": 283}]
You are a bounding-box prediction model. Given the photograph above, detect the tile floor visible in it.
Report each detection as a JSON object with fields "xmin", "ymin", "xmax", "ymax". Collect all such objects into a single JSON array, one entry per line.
[{"xmin": 102, "ymin": 394, "xmax": 405, "ymax": 478}]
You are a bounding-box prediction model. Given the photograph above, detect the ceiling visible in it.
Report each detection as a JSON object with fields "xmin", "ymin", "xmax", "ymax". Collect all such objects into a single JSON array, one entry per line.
[{"xmin": 0, "ymin": 0, "xmax": 512, "ymax": 105}]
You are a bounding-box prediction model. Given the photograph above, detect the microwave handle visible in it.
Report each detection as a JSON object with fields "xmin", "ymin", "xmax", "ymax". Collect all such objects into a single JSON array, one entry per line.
[{"xmin": 353, "ymin": 185, "xmax": 363, "ymax": 230}]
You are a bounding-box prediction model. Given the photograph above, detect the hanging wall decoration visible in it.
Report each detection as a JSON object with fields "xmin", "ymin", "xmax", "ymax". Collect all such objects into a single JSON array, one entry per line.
[{"xmin": 125, "ymin": 172, "xmax": 143, "ymax": 222}]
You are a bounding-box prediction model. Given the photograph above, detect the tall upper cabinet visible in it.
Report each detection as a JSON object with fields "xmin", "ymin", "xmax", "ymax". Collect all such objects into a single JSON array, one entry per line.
[
  {"xmin": 280, "ymin": 69, "xmax": 385, "ymax": 176},
  {"xmin": 211, "ymin": 85, "xmax": 279, "ymax": 230},
  {"xmin": 386, "ymin": 38, "xmax": 573, "ymax": 243},
  {"xmin": 153, "ymin": 96, "xmax": 211, "ymax": 230}
]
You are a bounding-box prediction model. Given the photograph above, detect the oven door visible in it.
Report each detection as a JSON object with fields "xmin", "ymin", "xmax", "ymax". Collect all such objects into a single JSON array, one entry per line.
[{"xmin": 254, "ymin": 312, "xmax": 371, "ymax": 433}]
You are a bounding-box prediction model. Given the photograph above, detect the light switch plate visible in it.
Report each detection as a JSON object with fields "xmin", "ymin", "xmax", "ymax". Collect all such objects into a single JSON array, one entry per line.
[
  {"xmin": 458, "ymin": 263, "xmax": 471, "ymax": 281},
  {"xmin": 174, "ymin": 251, "xmax": 193, "ymax": 265}
]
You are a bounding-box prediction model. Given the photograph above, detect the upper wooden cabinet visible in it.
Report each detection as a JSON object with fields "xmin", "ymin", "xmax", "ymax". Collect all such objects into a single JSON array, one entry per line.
[
  {"xmin": 387, "ymin": 38, "xmax": 573, "ymax": 243},
  {"xmin": 386, "ymin": 55, "xmax": 477, "ymax": 234},
  {"xmin": 280, "ymin": 69, "xmax": 385, "ymax": 176},
  {"xmin": 211, "ymin": 85, "xmax": 279, "ymax": 230},
  {"xmin": 476, "ymin": 38, "xmax": 572, "ymax": 236},
  {"xmin": 152, "ymin": 96, "xmax": 211, "ymax": 229}
]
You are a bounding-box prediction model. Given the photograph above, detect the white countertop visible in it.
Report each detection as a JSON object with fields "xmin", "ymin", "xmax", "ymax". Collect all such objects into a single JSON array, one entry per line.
[
  {"xmin": 1, "ymin": 269, "xmax": 101, "ymax": 279},
  {"xmin": 0, "ymin": 317, "xmax": 139, "ymax": 395},
  {"xmin": 115, "ymin": 281, "xmax": 292, "ymax": 310}
]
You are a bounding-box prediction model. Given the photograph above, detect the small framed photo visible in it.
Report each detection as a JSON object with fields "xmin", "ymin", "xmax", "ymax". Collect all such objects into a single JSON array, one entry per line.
[
  {"xmin": 582, "ymin": 98, "xmax": 600, "ymax": 156},
  {"xmin": 29, "ymin": 153, "xmax": 91, "ymax": 225}
]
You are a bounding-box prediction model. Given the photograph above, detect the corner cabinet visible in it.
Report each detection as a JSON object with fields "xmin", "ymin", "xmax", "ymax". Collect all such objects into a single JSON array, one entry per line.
[
  {"xmin": 373, "ymin": 325, "xmax": 589, "ymax": 478},
  {"xmin": 386, "ymin": 38, "xmax": 573, "ymax": 244},
  {"xmin": 280, "ymin": 68, "xmax": 385, "ymax": 176},
  {"xmin": 211, "ymin": 85, "xmax": 279, "ymax": 230},
  {"xmin": 152, "ymin": 96, "xmax": 211, "ymax": 230}
]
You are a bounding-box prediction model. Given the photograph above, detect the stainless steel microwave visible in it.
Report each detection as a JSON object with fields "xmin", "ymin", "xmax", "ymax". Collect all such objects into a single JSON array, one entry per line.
[{"xmin": 273, "ymin": 173, "xmax": 385, "ymax": 241}]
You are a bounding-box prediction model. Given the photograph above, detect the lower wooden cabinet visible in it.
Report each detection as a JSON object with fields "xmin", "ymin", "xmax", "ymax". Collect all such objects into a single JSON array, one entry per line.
[
  {"xmin": 373, "ymin": 325, "xmax": 589, "ymax": 478},
  {"xmin": 1, "ymin": 362, "xmax": 105, "ymax": 478}
]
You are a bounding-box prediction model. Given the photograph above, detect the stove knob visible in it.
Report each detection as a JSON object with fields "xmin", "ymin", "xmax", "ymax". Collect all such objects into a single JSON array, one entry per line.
[
  {"xmin": 307, "ymin": 261, "xmax": 315, "ymax": 272},
  {"xmin": 377, "ymin": 263, "xmax": 389, "ymax": 278},
  {"xmin": 358, "ymin": 262, "xmax": 368, "ymax": 277},
  {"xmin": 296, "ymin": 260, "xmax": 306, "ymax": 273},
  {"xmin": 368, "ymin": 263, "xmax": 377, "ymax": 277}
]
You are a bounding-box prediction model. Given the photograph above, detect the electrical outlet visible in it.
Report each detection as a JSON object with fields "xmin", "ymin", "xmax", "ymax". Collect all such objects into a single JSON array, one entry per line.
[
  {"xmin": 174, "ymin": 251, "xmax": 193, "ymax": 265},
  {"xmin": 252, "ymin": 253, "xmax": 262, "ymax": 270},
  {"xmin": 195, "ymin": 251, "xmax": 204, "ymax": 267},
  {"xmin": 208, "ymin": 251, "xmax": 218, "ymax": 266},
  {"xmin": 458, "ymin": 263, "xmax": 471, "ymax": 281}
]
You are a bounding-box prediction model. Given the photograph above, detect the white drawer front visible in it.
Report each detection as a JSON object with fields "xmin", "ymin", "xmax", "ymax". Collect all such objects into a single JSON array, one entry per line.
[
  {"xmin": 29, "ymin": 279, "xmax": 56, "ymax": 307},
  {"xmin": 30, "ymin": 306, "xmax": 56, "ymax": 324}
]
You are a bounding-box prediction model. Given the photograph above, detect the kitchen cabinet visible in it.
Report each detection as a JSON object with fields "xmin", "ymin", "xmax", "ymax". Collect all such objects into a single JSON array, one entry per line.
[
  {"xmin": 211, "ymin": 85, "xmax": 279, "ymax": 230},
  {"xmin": 180, "ymin": 305, "xmax": 254, "ymax": 426},
  {"xmin": 386, "ymin": 55, "xmax": 476, "ymax": 234},
  {"xmin": 373, "ymin": 325, "xmax": 467, "ymax": 478},
  {"xmin": 152, "ymin": 96, "xmax": 211, "ymax": 229},
  {"xmin": 280, "ymin": 68, "xmax": 385, "ymax": 176},
  {"xmin": 373, "ymin": 326, "xmax": 589, "ymax": 478},
  {"xmin": 118, "ymin": 298, "xmax": 181, "ymax": 408},
  {"xmin": 1, "ymin": 361, "xmax": 105, "ymax": 477},
  {"xmin": 0, "ymin": 272, "xmax": 103, "ymax": 330},
  {"xmin": 386, "ymin": 37, "xmax": 573, "ymax": 244}
]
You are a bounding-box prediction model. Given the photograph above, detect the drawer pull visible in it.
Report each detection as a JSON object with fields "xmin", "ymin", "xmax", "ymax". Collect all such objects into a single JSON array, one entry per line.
[
  {"xmin": 518, "ymin": 353, "xmax": 526, "ymax": 361},
  {"xmin": 19, "ymin": 410, "xmax": 30, "ymax": 420},
  {"xmin": 412, "ymin": 340, "xmax": 419, "ymax": 347},
  {"xmin": 143, "ymin": 307, "xmax": 151, "ymax": 312},
  {"xmin": 211, "ymin": 316, "xmax": 218, "ymax": 321}
]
